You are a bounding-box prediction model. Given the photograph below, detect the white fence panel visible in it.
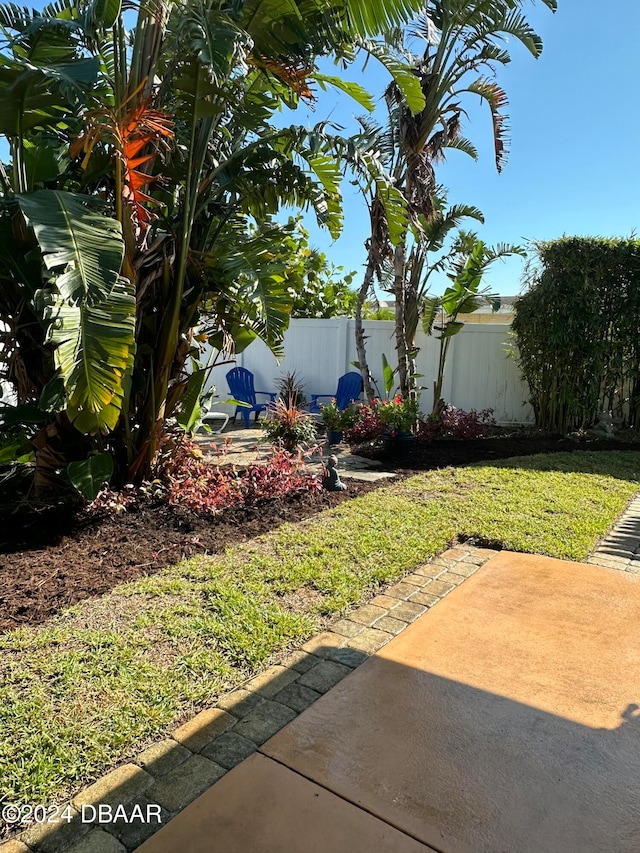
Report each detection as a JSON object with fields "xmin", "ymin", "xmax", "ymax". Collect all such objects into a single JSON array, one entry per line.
[
  {"xmin": 204, "ymin": 318, "xmax": 534, "ymax": 425},
  {"xmin": 442, "ymin": 325, "xmax": 533, "ymax": 424}
]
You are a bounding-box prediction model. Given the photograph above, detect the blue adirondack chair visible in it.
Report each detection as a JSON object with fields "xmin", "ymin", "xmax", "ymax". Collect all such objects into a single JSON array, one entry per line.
[
  {"xmin": 310, "ymin": 371, "xmax": 363, "ymax": 413},
  {"xmin": 226, "ymin": 367, "xmax": 276, "ymax": 428}
]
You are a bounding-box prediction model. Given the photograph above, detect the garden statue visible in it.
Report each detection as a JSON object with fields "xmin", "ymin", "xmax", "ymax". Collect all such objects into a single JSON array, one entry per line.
[
  {"xmin": 322, "ymin": 455, "xmax": 346, "ymax": 491},
  {"xmin": 588, "ymin": 411, "xmax": 616, "ymax": 439}
]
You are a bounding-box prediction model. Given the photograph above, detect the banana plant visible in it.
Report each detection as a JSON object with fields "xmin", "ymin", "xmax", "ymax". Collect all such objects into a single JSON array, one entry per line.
[
  {"xmin": 0, "ymin": 0, "xmax": 435, "ymax": 491},
  {"xmin": 422, "ymin": 232, "xmax": 525, "ymax": 411}
]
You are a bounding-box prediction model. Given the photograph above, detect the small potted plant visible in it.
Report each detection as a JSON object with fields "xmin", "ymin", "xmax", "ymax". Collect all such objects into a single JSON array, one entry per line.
[
  {"xmin": 261, "ymin": 399, "xmax": 318, "ymax": 451},
  {"xmin": 320, "ymin": 398, "xmax": 345, "ymax": 445}
]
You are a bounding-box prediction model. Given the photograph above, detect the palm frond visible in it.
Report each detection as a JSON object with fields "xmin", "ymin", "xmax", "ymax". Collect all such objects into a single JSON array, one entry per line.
[
  {"xmin": 444, "ymin": 135, "xmax": 478, "ymax": 160},
  {"xmin": 466, "ymin": 77, "xmax": 509, "ymax": 171},
  {"xmin": 421, "ymin": 295, "xmax": 442, "ymax": 336},
  {"xmin": 357, "ymin": 38, "xmax": 425, "ymax": 113},
  {"xmin": 313, "ymin": 73, "xmax": 374, "ymax": 111}
]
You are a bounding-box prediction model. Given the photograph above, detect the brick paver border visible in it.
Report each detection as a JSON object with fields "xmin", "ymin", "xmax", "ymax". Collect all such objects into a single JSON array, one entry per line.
[
  {"xmin": 587, "ymin": 493, "xmax": 640, "ymax": 575},
  {"xmin": 2, "ymin": 546, "xmax": 497, "ymax": 853}
]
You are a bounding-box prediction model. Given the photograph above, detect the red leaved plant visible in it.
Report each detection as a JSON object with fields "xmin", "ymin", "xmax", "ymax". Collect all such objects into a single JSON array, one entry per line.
[{"xmin": 161, "ymin": 440, "xmax": 321, "ymax": 516}]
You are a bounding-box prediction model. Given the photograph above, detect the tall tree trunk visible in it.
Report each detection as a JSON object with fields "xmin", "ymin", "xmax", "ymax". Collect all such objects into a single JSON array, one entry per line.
[
  {"xmin": 355, "ymin": 255, "xmax": 376, "ymax": 403},
  {"xmin": 404, "ymin": 281, "xmax": 419, "ymax": 400},
  {"xmin": 393, "ymin": 242, "xmax": 410, "ymax": 396}
]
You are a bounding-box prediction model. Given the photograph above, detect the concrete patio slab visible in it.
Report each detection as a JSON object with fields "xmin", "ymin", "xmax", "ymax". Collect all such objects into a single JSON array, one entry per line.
[
  {"xmin": 131, "ymin": 551, "xmax": 640, "ymax": 853},
  {"xmin": 135, "ymin": 752, "xmax": 434, "ymax": 853},
  {"xmin": 263, "ymin": 552, "xmax": 640, "ymax": 852}
]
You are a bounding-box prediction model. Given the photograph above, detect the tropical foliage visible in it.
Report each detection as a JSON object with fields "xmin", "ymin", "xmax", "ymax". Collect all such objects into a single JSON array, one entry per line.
[
  {"xmin": 377, "ymin": 394, "xmax": 420, "ymax": 434},
  {"xmin": 0, "ymin": 0, "xmax": 429, "ymax": 492},
  {"xmin": 417, "ymin": 404, "xmax": 496, "ymax": 441},
  {"xmin": 163, "ymin": 440, "xmax": 321, "ymax": 516},
  {"xmin": 284, "ymin": 220, "xmax": 357, "ymax": 318},
  {"xmin": 421, "ymin": 230, "xmax": 524, "ymax": 411},
  {"xmin": 352, "ymin": 0, "xmax": 556, "ymax": 399},
  {"xmin": 261, "ymin": 398, "xmax": 318, "ymax": 450}
]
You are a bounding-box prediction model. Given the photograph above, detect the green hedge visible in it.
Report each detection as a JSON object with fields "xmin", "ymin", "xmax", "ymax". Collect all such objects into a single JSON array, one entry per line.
[{"xmin": 512, "ymin": 237, "xmax": 640, "ymax": 433}]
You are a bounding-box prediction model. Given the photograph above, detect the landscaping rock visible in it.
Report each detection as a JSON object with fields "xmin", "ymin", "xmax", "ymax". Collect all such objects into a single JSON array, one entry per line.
[
  {"xmin": 215, "ymin": 689, "xmax": 265, "ymax": 718},
  {"xmin": 300, "ymin": 632, "xmax": 346, "ymax": 657},
  {"xmin": 109, "ymin": 796, "xmax": 169, "ymax": 851},
  {"xmin": 326, "ymin": 646, "xmax": 369, "ymax": 668},
  {"xmin": 72, "ymin": 765, "xmax": 153, "ymax": 811},
  {"xmin": 1, "ymin": 839, "xmax": 32, "ymax": 853},
  {"xmin": 408, "ymin": 590, "xmax": 440, "ymax": 607},
  {"xmin": 66, "ymin": 829, "xmax": 125, "ymax": 853},
  {"xmin": 297, "ymin": 661, "xmax": 352, "ymax": 693},
  {"xmin": 136, "ymin": 739, "xmax": 191, "ymax": 778},
  {"xmin": 329, "ymin": 619, "xmax": 363, "ymax": 638},
  {"xmin": 368, "ymin": 594, "xmax": 402, "ymax": 610},
  {"xmin": 384, "ymin": 581, "xmax": 423, "ymax": 600},
  {"xmin": 373, "ymin": 615, "xmax": 407, "ymax": 635},
  {"xmin": 339, "ymin": 471, "xmax": 396, "ymax": 482},
  {"xmin": 273, "ymin": 682, "xmax": 322, "ymax": 713},
  {"xmin": 347, "ymin": 627, "xmax": 394, "ymax": 654},
  {"xmin": 348, "ymin": 604, "xmax": 388, "ymax": 626},
  {"xmin": 281, "ymin": 650, "xmax": 320, "ymax": 673},
  {"xmin": 243, "ymin": 665, "xmax": 299, "ymax": 699},
  {"xmin": 448, "ymin": 561, "xmax": 480, "ymax": 577},
  {"xmin": 437, "ymin": 571, "xmax": 467, "ymax": 586},
  {"xmin": 440, "ymin": 547, "xmax": 472, "ymax": 561},
  {"xmin": 422, "ymin": 579, "xmax": 456, "ymax": 596},
  {"xmin": 389, "ymin": 601, "xmax": 426, "ymax": 622},
  {"xmin": 21, "ymin": 806, "xmax": 89, "ymax": 853},
  {"xmin": 410, "ymin": 563, "xmax": 440, "ymax": 578}
]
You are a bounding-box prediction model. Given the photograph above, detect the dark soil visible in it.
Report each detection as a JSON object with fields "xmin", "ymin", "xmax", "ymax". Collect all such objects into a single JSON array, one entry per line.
[
  {"xmin": 2, "ymin": 429, "xmax": 639, "ymax": 634},
  {"xmin": 0, "ymin": 482, "xmax": 379, "ymax": 634}
]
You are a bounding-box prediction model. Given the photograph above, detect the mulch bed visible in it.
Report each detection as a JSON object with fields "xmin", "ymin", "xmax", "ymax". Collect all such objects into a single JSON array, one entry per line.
[
  {"xmin": 373, "ymin": 430, "xmax": 640, "ymax": 471},
  {"xmin": 2, "ymin": 430, "xmax": 639, "ymax": 634}
]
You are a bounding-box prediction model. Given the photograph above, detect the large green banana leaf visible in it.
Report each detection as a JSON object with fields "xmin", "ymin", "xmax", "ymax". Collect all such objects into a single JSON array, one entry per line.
[
  {"xmin": 18, "ymin": 190, "xmax": 124, "ymax": 304},
  {"xmin": 46, "ymin": 275, "xmax": 136, "ymax": 433},
  {"xmin": 0, "ymin": 58, "xmax": 99, "ymax": 136}
]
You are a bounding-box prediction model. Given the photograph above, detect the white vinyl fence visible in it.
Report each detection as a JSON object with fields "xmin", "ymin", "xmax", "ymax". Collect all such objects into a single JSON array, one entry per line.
[{"xmin": 205, "ymin": 318, "xmax": 534, "ymax": 425}]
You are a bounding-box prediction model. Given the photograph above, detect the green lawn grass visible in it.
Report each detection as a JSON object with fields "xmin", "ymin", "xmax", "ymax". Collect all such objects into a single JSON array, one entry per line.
[{"xmin": 1, "ymin": 451, "xmax": 638, "ymax": 807}]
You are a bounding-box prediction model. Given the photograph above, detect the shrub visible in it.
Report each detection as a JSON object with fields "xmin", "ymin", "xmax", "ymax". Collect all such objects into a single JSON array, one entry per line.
[
  {"xmin": 320, "ymin": 400, "xmax": 361, "ymax": 431},
  {"xmin": 261, "ymin": 399, "xmax": 318, "ymax": 450},
  {"xmin": 417, "ymin": 406, "xmax": 496, "ymax": 442},
  {"xmin": 512, "ymin": 237, "xmax": 640, "ymax": 432},
  {"xmin": 340, "ymin": 403, "xmax": 362, "ymax": 431},
  {"xmin": 276, "ymin": 370, "xmax": 307, "ymax": 408},
  {"xmin": 162, "ymin": 441, "xmax": 321, "ymax": 516},
  {"xmin": 240, "ymin": 449, "xmax": 321, "ymax": 506},
  {"xmin": 319, "ymin": 398, "xmax": 343, "ymax": 430},
  {"xmin": 377, "ymin": 395, "xmax": 420, "ymax": 434},
  {"xmin": 343, "ymin": 403, "xmax": 385, "ymax": 444}
]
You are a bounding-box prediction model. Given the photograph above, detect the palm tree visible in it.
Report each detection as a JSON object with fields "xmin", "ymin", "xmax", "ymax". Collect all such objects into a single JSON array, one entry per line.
[{"xmin": 355, "ymin": 0, "xmax": 557, "ymax": 398}]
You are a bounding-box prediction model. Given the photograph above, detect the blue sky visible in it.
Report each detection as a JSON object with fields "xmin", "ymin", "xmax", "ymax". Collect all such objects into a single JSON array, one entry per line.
[
  {"xmin": 3, "ymin": 1, "xmax": 638, "ymax": 297},
  {"xmin": 283, "ymin": 0, "xmax": 640, "ymax": 296}
]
